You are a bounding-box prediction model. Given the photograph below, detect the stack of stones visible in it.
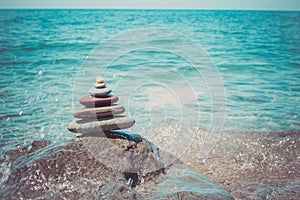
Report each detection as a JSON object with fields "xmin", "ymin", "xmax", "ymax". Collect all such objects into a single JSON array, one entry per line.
[{"xmin": 68, "ymin": 78, "xmax": 135, "ymax": 136}]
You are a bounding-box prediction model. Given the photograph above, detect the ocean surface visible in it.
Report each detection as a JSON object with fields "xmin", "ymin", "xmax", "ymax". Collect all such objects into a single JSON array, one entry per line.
[{"xmin": 0, "ymin": 10, "xmax": 300, "ymax": 165}]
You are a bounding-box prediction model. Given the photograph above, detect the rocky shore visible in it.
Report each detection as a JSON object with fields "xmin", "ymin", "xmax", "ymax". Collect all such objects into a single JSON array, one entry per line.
[
  {"xmin": 0, "ymin": 133, "xmax": 233, "ymax": 199},
  {"xmin": 0, "ymin": 129, "xmax": 298, "ymax": 199},
  {"xmin": 0, "ymin": 78, "xmax": 234, "ymax": 199},
  {"xmin": 182, "ymin": 130, "xmax": 300, "ymax": 199}
]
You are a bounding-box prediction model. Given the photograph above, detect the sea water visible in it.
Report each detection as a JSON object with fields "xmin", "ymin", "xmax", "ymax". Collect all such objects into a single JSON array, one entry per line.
[{"xmin": 0, "ymin": 10, "xmax": 299, "ymax": 161}]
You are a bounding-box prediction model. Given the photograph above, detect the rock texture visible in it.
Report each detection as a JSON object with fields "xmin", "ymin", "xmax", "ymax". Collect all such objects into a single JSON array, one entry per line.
[
  {"xmin": 0, "ymin": 132, "xmax": 233, "ymax": 200},
  {"xmin": 181, "ymin": 130, "xmax": 300, "ymax": 199}
]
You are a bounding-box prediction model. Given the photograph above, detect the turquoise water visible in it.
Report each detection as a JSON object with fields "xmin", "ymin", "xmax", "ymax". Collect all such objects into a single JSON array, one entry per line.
[{"xmin": 0, "ymin": 10, "xmax": 300, "ymax": 156}]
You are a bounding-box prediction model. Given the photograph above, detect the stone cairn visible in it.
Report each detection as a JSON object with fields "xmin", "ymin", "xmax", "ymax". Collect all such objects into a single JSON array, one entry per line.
[{"xmin": 68, "ymin": 78, "xmax": 135, "ymax": 136}]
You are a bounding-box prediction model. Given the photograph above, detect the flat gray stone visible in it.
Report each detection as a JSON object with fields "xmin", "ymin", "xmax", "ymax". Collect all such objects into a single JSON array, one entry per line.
[
  {"xmin": 94, "ymin": 82, "xmax": 106, "ymax": 88},
  {"xmin": 89, "ymin": 87, "xmax": 111, "ymax": 97},
  {"xmin": 74, "ymin": 105, "xmax": 125, "ymax": 119},
  {"xmin": 68, "ymin": 116, "xmax": 135, "ymax": 133}
]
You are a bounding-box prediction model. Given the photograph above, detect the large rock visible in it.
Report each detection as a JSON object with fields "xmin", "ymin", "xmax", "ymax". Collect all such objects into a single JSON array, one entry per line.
[{"xmin": 0, "ymin": 132, "xmax": 233, "ymax": 199}]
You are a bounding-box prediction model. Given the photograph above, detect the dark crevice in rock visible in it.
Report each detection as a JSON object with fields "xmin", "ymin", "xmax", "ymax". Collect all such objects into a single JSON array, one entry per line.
[{"xmin": 124, "ymin": 172, "xmax": 139, "ymax": 187}]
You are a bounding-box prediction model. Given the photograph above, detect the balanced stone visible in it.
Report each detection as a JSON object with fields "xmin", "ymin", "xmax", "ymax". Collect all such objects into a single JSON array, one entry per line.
[
  {"xmin": 80, "ymin": 95, "xmax": 119, "ymax": 107},
  {"xmin": 74, "ymin": 105, "xmax": 125, "ymax": 119},
  {"xmin": 89, "ymin": 87, "xmax": 111, "ymax": 97},
  {"xmin": 94, "ymin": 82, "xmax": 106, "ymax": 88},
  {"xmin": 67, "ymin": 116, "xmax": 135, "ymax": 134},
  {"xmin": 96, "ymin": 78, "xmax": 105, "ymax": 83}
]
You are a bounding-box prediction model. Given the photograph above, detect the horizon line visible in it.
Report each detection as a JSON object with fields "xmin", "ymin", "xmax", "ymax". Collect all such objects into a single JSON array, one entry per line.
[{"xmin": 0, "ymin": 8, "xmax": 300, "ymax": 11}]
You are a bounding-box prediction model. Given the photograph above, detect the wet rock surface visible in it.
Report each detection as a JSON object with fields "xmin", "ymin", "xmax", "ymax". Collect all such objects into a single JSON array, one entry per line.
[
  {"xmin": 0, "ymin": 134, "xmax": 233, "ymax": 200},
  {"xmin": 182, "ymin": 130, "xmax": 300, "ymax": 200}
]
